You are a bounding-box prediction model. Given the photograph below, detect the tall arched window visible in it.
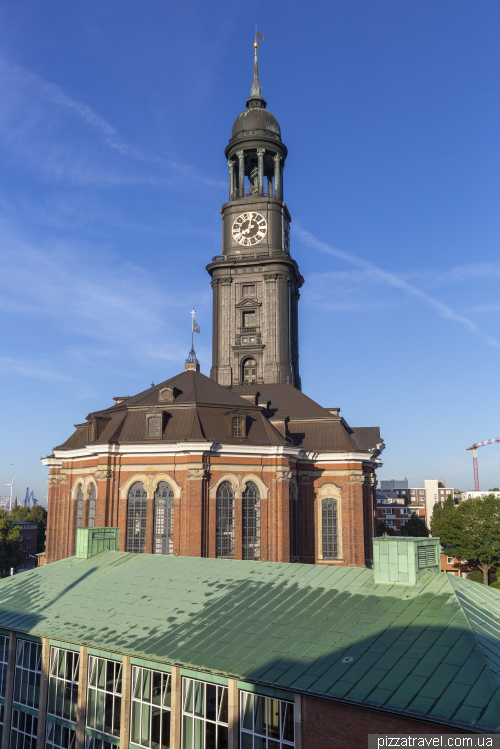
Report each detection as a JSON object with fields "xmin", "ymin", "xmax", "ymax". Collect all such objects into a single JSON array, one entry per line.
[
  {"xmin": 322, "ymin": 498, "xmax": 338, "ymax": 559},
  {"xmin": 88, "ymin": 484, "xmax": 96, "ymax": 528},
  {"xmin": 242, "ymin": 482, "xmax": 260, "ymax": 561},
  {"xmin": 154, "ymin": 481, "xmax": 174, "ymax": 555},
  {"xmin": 75, "ymin": 485, "xmax": 84, "ymax": 550},
  {"xmin": 216, "ymin": 482, "xmax": 235, "ymax": 559},
  {"xmin": 127, "ymin": 482, "xmax": 147, "ymax": 553},
  {"xmin": 242, "ymin": 358, "xmax": 257, "ymax": 384}
]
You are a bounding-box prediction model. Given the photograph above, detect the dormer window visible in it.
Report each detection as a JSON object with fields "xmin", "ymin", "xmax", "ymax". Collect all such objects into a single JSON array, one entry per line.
[
  {"xmin": 88, "ymin": 422, "xmax": 95, "ymax": 442},
  {"xmin": 232, "ymin": 416, "xmax": 245, "ymax": 437},
  {"xmin": 159, "ymin": 387, "xmax": 177, "ymax": 402},
  {"xmin": 148, "ymin": 416, "xmax": 162, "ymax": 437}
]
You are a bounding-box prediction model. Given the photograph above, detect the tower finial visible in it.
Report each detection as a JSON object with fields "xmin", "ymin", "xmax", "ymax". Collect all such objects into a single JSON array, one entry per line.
[{"xmin": 247, "ymin": 27, "xmax": 266, "ymax": 109}]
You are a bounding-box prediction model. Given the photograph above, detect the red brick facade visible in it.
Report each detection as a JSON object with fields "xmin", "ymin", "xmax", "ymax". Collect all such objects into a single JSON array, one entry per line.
[
  {"xmin": 302, "ymin": 695, "xmax": 469, "ymax": 747},
  {"xmin": 44, "ymin": 450, "xmax": 376, "ymax": 567}
]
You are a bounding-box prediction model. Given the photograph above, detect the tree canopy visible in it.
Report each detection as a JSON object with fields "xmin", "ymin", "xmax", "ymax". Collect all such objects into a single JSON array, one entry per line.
[
  {"xmin": 401, "ymin": 512, "xmax": 429, "ymax": 537},
  {"xmin": 435, "ymin": 493, "xmax": 500, "ymax": 585},
  {"xmin": 0, "ymin": 511, "xmax": 23, "ymax": 574},
  {"xmin": 377, "ymin": 521, "xmax": 396, "ymax": 537}
]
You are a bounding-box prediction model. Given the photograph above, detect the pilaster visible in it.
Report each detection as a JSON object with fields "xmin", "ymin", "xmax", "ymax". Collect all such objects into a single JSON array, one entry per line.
[
  {"xmin": 227, "ymin": 679, "xmax": 239, "ymax": 749},
  {"xmin": 119, "ymin": 656, "xmax": 132, "ymax": 749},
  {"xmin": 36, "ymin": 638, "xmax": 51, "ymax": 749},
  {"xmin": 170, "ymin": 667, "xmax": 181, "ymax": 749},
  {"xmin": 75, "ymin": 646, "xmax": 87, "ymax": 749},
  {"xmin": 1, "ymin": 631, "xmax": 16, "ymax": 749}
]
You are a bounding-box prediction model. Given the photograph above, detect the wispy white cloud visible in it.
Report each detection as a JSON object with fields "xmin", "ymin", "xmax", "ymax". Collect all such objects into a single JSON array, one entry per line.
[
  {"xmin": 0, "ymin": 56, "xmax": 225, "ymax": 188},
  {"xmin": 295, "ymin": 225, "xmax": 500, "ymax": 348},
  {"xmin": 0, "ymin": 222, "xmax": 209, "ymax": 380},
  {"xmin": 0, "ymin": 357, "xmax": 71, "ymax": 383}
]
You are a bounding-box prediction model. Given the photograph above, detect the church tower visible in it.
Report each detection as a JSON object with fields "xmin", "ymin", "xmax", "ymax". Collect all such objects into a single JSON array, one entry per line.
[{"xmin": 207, "ymin": 43, "xmax": 303, "ymax": 389}]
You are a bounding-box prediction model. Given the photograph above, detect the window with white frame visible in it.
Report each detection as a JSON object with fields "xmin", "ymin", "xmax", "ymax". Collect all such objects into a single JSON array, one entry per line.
[
  {"xmin": 447, "ymin": 557, "xmax": 454, "ymax": 564},
  {"xmin": 0, "ymin": 703, "xmax": 4, "ymax": 746},
  {"xmin": 87, "ymin": 657, "xmax": 122, "ymax": 737},
  {"xmin": 130, "ymin": 666, "xmax": 171, "ymax": 749},
  {"xmin": 240, "ymin": 691, "xmax": 294, "ymax": 748},
  {"xmin": 10, "ymin": 708, "xmax": 38, "ymax": 749},
  {"xmin": 48, "ymin": 647, "xmax": 80, "ymax": 723},
  {"xmin": 0, "ymin": 634, "xmax": 9, "ymax": 698},
  {"xmin": 84, "ymin": 739, "xmax": 115, "ymax": 749},
  {"xmin": 182, "ymin": 678, "xmax": 228, "ymax": 749},
  {"xmin": 13, "ymin": 639, "xmax": 42, "ymax": 708},
  {"xmin": 46, "ymin": 721, "xmax": 76, "ymax": 749}
]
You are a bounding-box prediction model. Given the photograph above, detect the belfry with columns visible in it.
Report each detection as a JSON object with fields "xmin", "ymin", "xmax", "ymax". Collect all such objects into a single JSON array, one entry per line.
[{"xmin": 42, "ymin": 44, "xmax": 384, "ymax": 569}]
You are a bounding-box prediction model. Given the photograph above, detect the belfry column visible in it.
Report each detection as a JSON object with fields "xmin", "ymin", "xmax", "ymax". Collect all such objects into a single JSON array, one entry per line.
[
  {"xmin": 237, "ymin": 150, "xmax": 245, "ymax": 195},
  {"xmin": 257, "ymin": 148, "xmax": 265, "ymax": 194},
  {"xmin": 228, "ymin": 160, "xmax": 235, "ymax": 199},
  {"xmin": 274, "ymin": 154, "xmax": 282, "ymax": 199}
]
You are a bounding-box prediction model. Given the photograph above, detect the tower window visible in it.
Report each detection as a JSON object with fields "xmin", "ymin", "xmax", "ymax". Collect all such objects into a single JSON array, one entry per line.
[
  {"xmin": 88, "ymin": 422, "xmax": 95, "ymax": 442},
  {"xmin": 242, "ymin": 482, "xmax": 260, "ymax": 561},
  {"xmin": 322, "ymin": 498, "xmax": 339, "ymax": 559},
  {"xmin": 243, "ymin": 358, "xmax": 257, "ymax": 384},
  {"xmin": 242, "ymin": 285, "xmax": 255, "ymax": 297},
  {"xmin": 154, "ymin": 481, "xmax": 174, "ymax": 555},
  {"xmin": 148, "ymin": 415, "xmax": 161, "ymax": 437},
  {"xmin": 243, "ymin": 311, "xmax": 256, "ymax": 327},
  {"xmin": 232, "ymin": 416, "xmax": 245, "ymax": 437},
  {"xmin": 216, "ymin": 482, "xmax": 235, "ymax": 559},
  {"xmin": 126, "ymin": 482, "xmax": 147, "ymax": 553}
]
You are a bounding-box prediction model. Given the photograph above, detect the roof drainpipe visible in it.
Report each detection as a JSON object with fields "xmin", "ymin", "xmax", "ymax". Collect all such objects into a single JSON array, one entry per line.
[{"xmin": 373, "ymin": 536, "xmax": 441, "ymax": 585}]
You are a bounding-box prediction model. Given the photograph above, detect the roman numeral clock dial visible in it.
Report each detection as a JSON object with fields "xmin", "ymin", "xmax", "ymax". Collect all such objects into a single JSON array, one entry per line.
[{"xmin": 232, "ymin": 212, "xmax": 267, "ymax": 247}]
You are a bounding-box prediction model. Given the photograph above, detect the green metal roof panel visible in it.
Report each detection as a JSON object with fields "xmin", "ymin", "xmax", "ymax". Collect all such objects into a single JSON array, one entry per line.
[{"xmin": 1, "ymin": 553, "xmax": 500, "ymax": 732}]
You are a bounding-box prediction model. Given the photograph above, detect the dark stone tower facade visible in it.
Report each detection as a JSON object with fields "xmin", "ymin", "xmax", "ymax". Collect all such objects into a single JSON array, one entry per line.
[{"xmin": 207, "ymin": 46, "xmax": 303, "ymax": 389}]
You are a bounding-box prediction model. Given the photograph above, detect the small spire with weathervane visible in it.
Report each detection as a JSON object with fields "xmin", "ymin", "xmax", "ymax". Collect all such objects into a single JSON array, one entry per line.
[
  {"xmin": 247, "ymin": 26, "xmax": 266, "ymax": 110},
  {"xmin": 185, "ymin": 308, "xmax": 201, "ymax": 372}
]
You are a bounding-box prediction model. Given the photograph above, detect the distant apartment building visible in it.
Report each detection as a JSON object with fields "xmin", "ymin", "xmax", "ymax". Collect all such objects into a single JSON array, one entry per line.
[
  {"xmin": 379, "ymin": 479, "xmax": 410, "ymax": 502},
  {"xmin": 12, "ymin": 521, "xmax": 38, "ymax": 572},
  {"xmin": 440, "ymin": 553, "xmax": 471, "ymax": 578},
  {"xmin": 461, "ymin": 490, "xmax": 500, "ymax": 500},
  {"xmin": 376, "ymin": 503, "xmax": 426, "ymax": 534},
  {"xmin": 409, "ymin": 480, "xmax": 455, "ymax": 524}
]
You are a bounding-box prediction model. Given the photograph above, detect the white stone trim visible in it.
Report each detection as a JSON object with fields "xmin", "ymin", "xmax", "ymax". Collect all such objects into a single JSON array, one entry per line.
[{"xmin": 316, "ymin": 483, "xmax": 342, "ymax": 561}]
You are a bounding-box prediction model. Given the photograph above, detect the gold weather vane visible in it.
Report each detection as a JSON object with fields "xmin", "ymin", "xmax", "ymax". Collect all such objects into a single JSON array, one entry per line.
[{"xmin": 254, "ymin": 25, "xmax": 265, "ymax": 50}]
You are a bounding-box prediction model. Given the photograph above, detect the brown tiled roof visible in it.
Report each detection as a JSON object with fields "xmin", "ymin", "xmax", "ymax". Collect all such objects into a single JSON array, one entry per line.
[
  {"xmin": 53, "ymin": 371, "xmax": 381, "ymax": 454},
  {"xmin": 231, "ymin": 383, "xmax": 332, "ymax": 419}
]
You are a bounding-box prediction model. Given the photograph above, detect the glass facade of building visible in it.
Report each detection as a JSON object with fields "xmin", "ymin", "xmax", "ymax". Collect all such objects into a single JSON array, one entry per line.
[
  {"xmin": 87, "ymin": 657, "xmax": 122, "ymax": 738},
  {"xmin": 181, "ymin": 678, "xmax": 228, "ymax": 749},
  {"xmin": 13, "ymin": 640, "xmax": 42, "ymax": 709},
  {"xmin": 0, "ymin": 634, "xmax": 9, "ymax": 698},
  {"xmin": 10, "ymin": 708, "xmax": 38, "ymax": 749},
  {"xmin": 48, "ymin": 647, "xmax": 80, "ymax": 723},
  {"xmin": 130, "ymin": 666, "xmax": 171, "ymax": 749},
  {"xmin": 240, "ymin": 691, "xmax": 295, "ymax": 749}
]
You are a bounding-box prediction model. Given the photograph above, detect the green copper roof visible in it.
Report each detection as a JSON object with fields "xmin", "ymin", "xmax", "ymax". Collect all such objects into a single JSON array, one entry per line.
[{"xmin": 1, "ymin": 553, "xmax": 499, "ymax": 732}]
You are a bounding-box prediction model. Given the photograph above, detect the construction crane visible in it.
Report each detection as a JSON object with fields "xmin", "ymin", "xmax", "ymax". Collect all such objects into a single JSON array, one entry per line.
[
  {"xmin": 466, "ymin": 438, "xmax": 500, "ymax": 490},
  {"xmin": 23, "ymin": 488, "xmax": 37, "ymax": 507}
]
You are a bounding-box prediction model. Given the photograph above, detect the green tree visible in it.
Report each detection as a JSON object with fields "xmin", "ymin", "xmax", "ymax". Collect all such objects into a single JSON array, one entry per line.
[
  {"xmin": 401, "ymin": 512, "xmax": 430, "ymax": 537},
  {"xmin": 438, "ymin": 481, "xmax": 445, "ymax": 488},
  {"xmin": 377, "ymin": 521, "xmax": 396, "ymax": 536},
  {"xmin": 438, "ymin": 493, "xmax": 500, "ymax": 585},
  {"xmin": 430, "ymin": 495, "xmax": 455, "ymax": 537},
  {"xmin": 0, "ymin": 511, "xmax": 22, "ymax": 575},
  {"xmin": 10, "ymin": 505, "xmax": 47, "ymax": 555}
]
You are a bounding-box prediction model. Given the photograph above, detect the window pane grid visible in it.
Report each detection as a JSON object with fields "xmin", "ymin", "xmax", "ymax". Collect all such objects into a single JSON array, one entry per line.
[
  {"xmin": 182, "ymin": 678, "xmax": 228, "ymax": 749},
  {"xmin": 0, "ymin": 634, "xmax": 9, "ymax": 699},
  {"xmin": 148, "ymin": 417, "xmax": 161, "ymax": 438},
  {"xmin": 240, "ymin": 692, "xmax": 294, "ymax": 748},
  {"xmin": 10, "ymin": 708, "xmax": 38, "ymax": 749},
  {"xmin": 13, "ymin": 640, "xmax": 42, "ymax": 708},
  {"xmin": 154, "ymin": 483, "xmax": 174, "ymax": 556},
  {"xmin": 84, "ymin": 739, "xmax": 115, "ymax": 749},
  {"xmin": 131, "ymin": 666, "xmax": 171, "ymax": 749},
  {"xmin": 48, "ymin": 647, "xmax": 80, "ymax": 723},
  {"xmin": 242, "ymin": 482, "xmax": 261, "ymax": 561},
  {"xmin": 46, "ymin": 721, "xmax": 76, "ymax": 749},
  {"xmin": 86, "ymin": 657, "xmax": 122, "ymax": 738},
  {"xmin": 216, "ymin": 482, "xmax": 235, "ymax": 559},
  {"xmin": 322, "ymin": 499, "xmax": 338, "ymax": 559},
  {"xmin": 88, "ymin": 484, "xmax": 96, "ymax": 528},
  {"xmin": 127, "ymin": 483, "xmax": 148, "ymax": 553},
  {"xmin": 232, "ymin": 417, "xmax": 244, "ymax": 438}
]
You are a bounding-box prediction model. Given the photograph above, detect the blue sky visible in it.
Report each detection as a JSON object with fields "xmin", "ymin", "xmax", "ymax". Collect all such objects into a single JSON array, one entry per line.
[{"xmin": 1, "ymin": 0, "xmax": 500, "ymax": 505}]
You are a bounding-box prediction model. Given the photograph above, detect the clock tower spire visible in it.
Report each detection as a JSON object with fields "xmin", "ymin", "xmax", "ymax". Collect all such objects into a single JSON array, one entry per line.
[{"xmin": 207, "ymin": 43, "xmax": 303, "ymax": 389}]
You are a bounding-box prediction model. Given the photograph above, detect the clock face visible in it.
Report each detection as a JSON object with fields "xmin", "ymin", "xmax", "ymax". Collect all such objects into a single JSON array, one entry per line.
[{"xmin": 232, "ymin": 212, "xmax": 267, "ymax": 247}]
